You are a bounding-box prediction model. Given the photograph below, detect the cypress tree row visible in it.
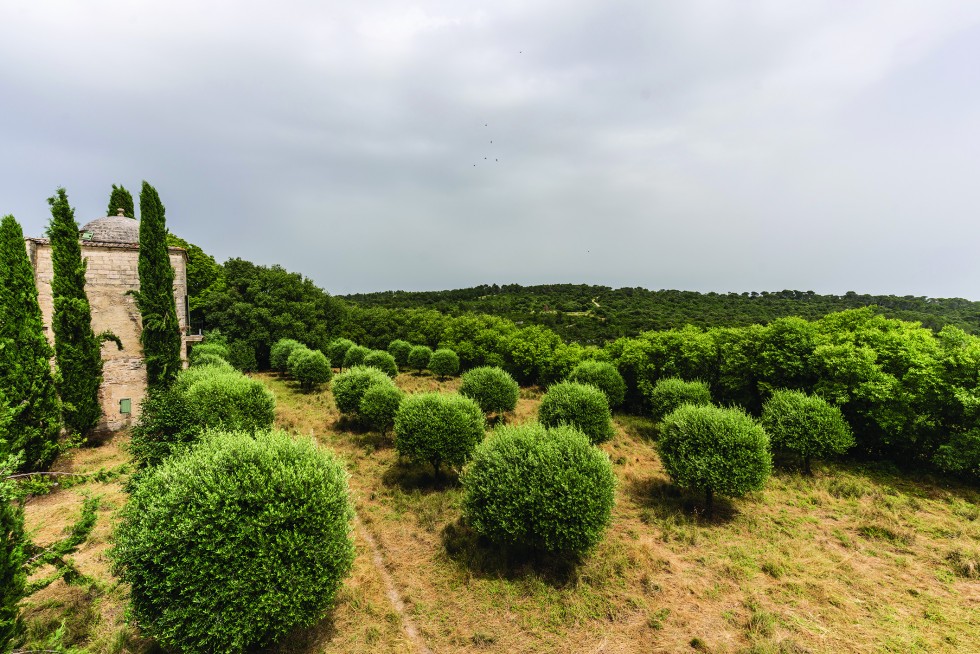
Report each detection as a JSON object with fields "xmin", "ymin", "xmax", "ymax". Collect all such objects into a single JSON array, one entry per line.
[
  {"xmin": 107, "ymin": 184, "xmax": 135, "ymax": 219},
  {"xmin": 136, "ymin": 182, "xmax": 182, "ymax": 389},
  {"xmin": 47, "ymin": 189, "xmax": 104, "ymax": 435},
  {"xmin": 0, "ymin": 215, "xmax": 62, "ymax": 470}
]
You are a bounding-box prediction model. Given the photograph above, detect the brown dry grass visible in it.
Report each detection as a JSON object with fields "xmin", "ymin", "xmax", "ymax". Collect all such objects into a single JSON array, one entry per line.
[{"xmin": 21, "ymin": 372, "xmax": 980, "ymax": 653}]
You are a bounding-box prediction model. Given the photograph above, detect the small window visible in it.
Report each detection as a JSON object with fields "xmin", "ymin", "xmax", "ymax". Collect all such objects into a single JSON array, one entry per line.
[
  {"xmin": 81, "ymin": 231, "xmax": 93, "ymax": 241},
  {"xmin": 120, "ymin": 398, "xmax": 132, "ymax": 414}
]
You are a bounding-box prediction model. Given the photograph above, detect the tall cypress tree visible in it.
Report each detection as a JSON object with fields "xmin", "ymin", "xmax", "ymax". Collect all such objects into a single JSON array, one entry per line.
[
  {"xmin": 47, "ymin": 189, "xmax": 103, "ymax": 435},
  {"xmin": 0, "ymin": 215, "xmax": 62, "ymax": 470},
  {"xmin": 136, "ymin": 182, "xmax": 182, "ymax": 389},
  {"xmin": 107, "ymin": 184, "xmax": 134, "ymax": 219}
]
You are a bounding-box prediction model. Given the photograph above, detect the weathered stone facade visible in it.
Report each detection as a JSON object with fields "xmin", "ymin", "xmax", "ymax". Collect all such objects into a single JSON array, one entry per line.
[{"xmin": 26, "ymin": 223, "xmax": 190, "ymax": 432}]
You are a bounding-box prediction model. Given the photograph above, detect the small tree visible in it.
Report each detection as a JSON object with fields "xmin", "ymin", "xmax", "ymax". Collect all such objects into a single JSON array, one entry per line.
[
  {"xmin": 761, "ymin": 389, "xmax": 854, "ymax": 474},
  {"xmin": 567, "ymin": 360, "xmax": 627, "ymax": 409},
  {"xmin": 428, "ymin": 348, "xmax": 460, "ymax": 379},
  {"xmin": 459, "ymin": 366, "xmax": 519, "ymax": 417},
  {"xmin": 111, "ymin": 430, "xmax": 355, "ymax": 654},
  {"xmin": 107, "ymin": 184, "xmax": 135, "ymax": 218},
  {"xmin": 47, "ymin": 188, "xmax": 104, "ymax": 435},
  {"xmin": 407, "ymin": 345, "xmax": 433, "ymax": 373},
  {"xmin": 343, "ymin": 345, "xmax": 370, "ymax": 369},
  {"xmin": 327, "ymin": 339, "xmax": 355, "ymax": 369},
  {"xmin": 293, "ymin": 350, "xmax": 332, "ymax": 392},
  {"xmin": 269, "ymin": 338, "xmax": 303, "ymax": 373},
  {"xmin": 394, "ymin": 393, "xmax": 484, "ymax": 477},
  {"xmin": 363, "ymin": 350, "xmax": 398, "ymax": 378},
  {"xmin": 538, "ymin": 381, "xmax": 614, "ymax": 444},
  {"xmin": 658, "ymin": 404, "xmax": 772, "ymax": 516},
  {"xmin": 135, "ymin": 182, "xmax": 182, "ymax": 390},
  {"xmin": 647, "ymin": 377, "xmax": 712, "ymax": 422},
  {"xmin": 360, "ymin": 384, "xmax": 405, "ymax": 436},
  {"xmin": 387, "ymin": 339, "xmax": 413, "ymax": 368},
  {"xmin": 461, "ymin": 423, "xmax": 615, "ymax": 555},
  {"xmin": 331, "ymin": 366, "xmax": 395, "ymax": 416},
  {"xmin": 287, "ymin": 346, "xmax": 313, "ymax": 377}
]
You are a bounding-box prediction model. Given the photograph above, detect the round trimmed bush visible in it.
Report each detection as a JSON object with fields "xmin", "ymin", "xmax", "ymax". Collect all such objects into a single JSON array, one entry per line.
[
  {"xmin": 363, "ymin": 350, "xmax": 398, "ymax": 378},
  {"xmin": 343, "ymin": 345, "xmax": 370, "ymax": 369},
  {"xmin": 189, "ymin": 342, "xmax": 229, "ymax": 366},
  {"xmin": 359, "ymin": 384, "xmax": 405, "ymax": 435},
  {"xmin": 270, "ymin": 338, "xmax": 303, "ymax": 373},
  {"xmin": 761, "ymin": 389, "xmax": 854, "ymax": 473},
  {"xmin": 190, "ymin": 352, "xmax": 233, "ymax": 369},
  {"xmin": 388, "ymin": 339, "xmax": 413, "ymax": 368},
  {"xmin": 327, "ymin": 339, "xmax": 355, "ymax": 369},
  {"xmin": 111, "ymin": 430, "xmax": 355, "ymax": 654},
  {"xmin": 181, "ymin": 368, "xmax": 276, "ymax": 434},
  {"xmin": 293, "ymin": 350, "xmax": 333, "ymax": 392},
  {"xmin": 461, "ymin": 422, "xmax": 615, "ymax": 555},
  {"xmin": 647, "ymin": 377, "xmax": 712, "ymax": 421},
  {"xmin": 658, "ymin": 404, "xmax": 772, "ymax": 514},
  {"xmin": 331, "ymin": 366, "xmax": 395, "ymax": 416},
  {"xmin": 394, "ymin": 393, "xmax": 485, "ymax": 475},
  {"xmin": 538, "ymin": 381, "xmax": 614, "ymax": 444},
  {"xmin": 567, "ymin": 360, "xmax": 627, "ymax": 409},
  {"xmin": 407, "ymin": 345, "xmax": 433, "ymax": 373},
  {"xmin": 459, "ymin": 366, "xmax": 519, "ymax": 416},
  {"xmin": 286, "ymin": 346, "xmax": 312, "ymax": 376},
  {"xmin": 428, "ymin": 348, "xmax": 460, "ymax": 378},
  {"xmin": 130, "ymin": 387, "xmax": 196, "ymax": 469}
]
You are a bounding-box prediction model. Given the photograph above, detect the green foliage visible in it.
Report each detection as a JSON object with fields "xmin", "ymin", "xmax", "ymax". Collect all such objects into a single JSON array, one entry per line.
[
  {"xmin": 428, "ymin": 348, "xmax": 460, "ymax": 378},
  {"xmin": 387, "ymin": 339, "xmax": 412, "ymax": 367},
  {"xmin": 647, "ymin": 378, "xmax": 713, "ymax": 422},
  {"xmin": 286, "ymin": 345, "xmax": 312, "ymax": 377},
  {"xmin": 47, "ymin": 188, "xmax": 103, "ymax": 435},
  {"xmin": 292, "ymin": 350, "xmax": 332, "ymax": 392},
  {"xmin": 658, "ymin": 404, "xmax": 772, "ymax": 511},
  {"xmin": 190, "ymin": 352, "xmax": 232, "ymax": 369},
  {"xmin": 106, "ymin": 184, "xmax": 134, "ymax": 218},
  {"xmin": 226, "ymin": 340, "xmax": 257, "ymax": 372},
  {"xmin": 459, "ymin": 366, "xmax": 519, "ymax": 416},
  {"xmin": 461, "ymin": 422, "xmax": 615, "ymax": 554},
  {"xmin": 1, "ymin": 456, "xmax": 27, "ymax": 652},
  {"xmin": 331, "ymin": 366, "xmax": 395, "ymax": 416},
  {"xmin": 933, "ymin": 430, "xmax": 980, "ymax": 482},
  {"xmin": 270, "ymin": 338, "xmax": 303, "ymax": 373},
  {"xmin": 166, "ymin": 233, "xmax": 222, "ymax": 324},
  {"xmin": 363, "ymin": 350, "xmax": 398, "ymax": 378},
  {"xmin": 0, "ymin": 216, "xmax": 61, "ymax": 470},
  {"xmin": 761, "ymin": 389, "xmax": 854, "ymax": 473},
  {"xmin": 111, "ymin": 430, "xmax": 355, "ymax": 654},
  {"xmin": 189, "ymin": 342, "xmax": 229, "ymax": 366},
  {"xmin": 538, "ymin": 381, "xmax": 614, "ymax": 444},
  {"xmin": 394, "ymin": 393, "xmax": 485, "ymax": 475},
  {"xmin": 343, "ymin": 345, "xmax": 370, "ymax": 369},
  {"xmin": 567, "ymin": 360, "xmax": 627, "ymax": 409},
  {"xmin": 327, "ymin": 339, "xmax": 355, "ymax": 369},
  {"xmin": 407, "ymin": 345, "xmax": 433, "ymax": 372},
  {"xmin": 135, "ymin": 182, "xmax": 182, "ymax": 389},
  {"xmin": 129, "ymin": 387, "xmax": 196, "ymax": 469},
  {"xmin": 359, "ymin": 384, "xmax": 405, "ymax": 435}
]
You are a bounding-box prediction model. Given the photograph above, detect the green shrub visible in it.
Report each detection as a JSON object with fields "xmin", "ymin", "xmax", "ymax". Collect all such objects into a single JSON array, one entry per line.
[
  {"xmin": 394, "ymin": 393, "xmax": 485, "ymax": 475},
  {"xmin": 538, "ymin": 381, "xmax": 614, "ymax": 444},
  {"xmin": 269, "ymin": 338, "xmax": 303, "ymax": 372},
  {"xmin": 287, "ymin": 345, "xmax": 313, "ymax": 377},
  {"xmin": 112, "ymin": 430, "xmax": 355, "ymax": 654},
  {"xmin": 428, "ymin": 348, "xmax": 460, "ymax": 378},
  {"xmin": 567, "ymin": 360, "xmax": 627, "ymax": 409},
  {"xmin": 388, "ymin": 339, "xmax": 413, "ymax": 368},
  {"xmin": 761, "ymin": 389, "xmax": 854, "ymax": 473},
  {"xmin": 658, "ymin": 404, "xmax": 772, "ymax": 514},
  {"xmin": 407, "ymin": 345, "xmax": 433, "ymax": 373},
  {"xmin": 292, "ymin": 350, "xmax": 333, "ymax": 392},
  {"xmin": 459, "ymin": 366, "xmax": 519, "ymax": 416},
  {"xmin": 343, "ymin": 345, "xmax": 370, "ymax": 369},
  {"xmin": 227, "ymin": 340, "xmax": 257, "ymax": 372},
  {"xmin": 189, "ymin": 342, "xmax": 229, "ymax": 365},
  {"xmin": 327, "ymin": 339, "xmax": 355, "ymax": 369},
  {"xmin": 181, "ymin": 368, "xmax": 276, "ymax": 434},
  {"xmin": 189, "ymin": 352, "xmax": 232, "ymax": 369},
  {"xmin": 359, "ymin": 384, "xmax": 405, "ymax": 435},
  {"xmin": 933, "ymin": 430, "xmax": 980, "ymax": 482},
  {"xmin": 331, "ymin": 366, "xmax": 395, "ymax": 416},
  {"xmin": 647, "ymin": 377, "xmax": 712, "ymax": 421},
  {"xmin": 363, "ymin": 350, "xmax": 398, "ymax": 378},
  {"xmin": 130, "ymin": 387, "xmax": 196, "ymax": 469},
  {"xmin": 461, "ymin": 422, "xmax": 615, "ymax": 555}
]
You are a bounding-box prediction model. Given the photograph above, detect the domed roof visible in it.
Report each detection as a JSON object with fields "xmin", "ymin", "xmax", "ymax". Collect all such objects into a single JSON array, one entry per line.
[{"xmin": 79, "ymin": 209, "xmax": 139, "ymax": 244}]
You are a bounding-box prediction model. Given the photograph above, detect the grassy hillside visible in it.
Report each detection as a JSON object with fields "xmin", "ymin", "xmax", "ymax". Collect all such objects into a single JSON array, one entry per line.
[{"xmin": 20, "ymin": 372, "xmax": 980, "ymax": 653}]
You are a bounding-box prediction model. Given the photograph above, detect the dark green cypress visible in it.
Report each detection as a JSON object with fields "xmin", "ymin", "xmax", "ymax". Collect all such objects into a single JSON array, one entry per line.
[
  {"xmin": 0, "ymin": 216, "xmax": 62, "ymax": 470},
  {"xmin": 0, "ymin": 452, "xmax": 27, "ymax": 652},
  {"xmin": 136, "ymin": 182, "xmax": 182, "ymax": 389},
  {"xmin": 107, "ymin": 184, "xmax": 135, "ymax": 219},
  {"xmin": 47, "ymin": 189, "xmax": 103, "ymax": 435}
]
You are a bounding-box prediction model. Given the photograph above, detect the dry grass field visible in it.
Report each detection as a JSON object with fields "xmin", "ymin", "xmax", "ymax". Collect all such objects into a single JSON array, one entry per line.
[{"xmin": 19, "ymin": 371, "xmax": 980, "ymax": 653}]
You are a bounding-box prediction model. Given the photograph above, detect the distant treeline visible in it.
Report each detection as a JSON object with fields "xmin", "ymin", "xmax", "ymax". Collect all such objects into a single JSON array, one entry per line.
[{"xmin": 342, "ymin": 284, "xmax": 980, "ymax": 342}]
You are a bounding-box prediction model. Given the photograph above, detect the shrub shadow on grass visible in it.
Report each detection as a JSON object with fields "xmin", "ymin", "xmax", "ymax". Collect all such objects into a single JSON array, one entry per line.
[
  {"xmin": 264, "ymin": 614, "xmax": 336, "ymax": 654},
  {"xmin": 627, "ymin": 476, "xmax": 738, "ymax": 525},
  {"xmin": 353, "ymin": 430, "xmax": 393, "ymax": 451},
  {"xmin": 440, "ymin": 519, "xmax": 583, "ymax": 588},
  {"xmin": 381, "ymin": 459, "xmax": 460, "ymax": 493},
  {"xmin": 333, "ymin": 415, "xmax": 371, "ymax": 435}
]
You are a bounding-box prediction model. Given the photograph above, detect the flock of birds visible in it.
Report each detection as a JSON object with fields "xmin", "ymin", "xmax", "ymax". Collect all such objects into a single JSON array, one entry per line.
[{"xmin": 474, "ymin": 123, "xmax": 498, "ymax": 167}]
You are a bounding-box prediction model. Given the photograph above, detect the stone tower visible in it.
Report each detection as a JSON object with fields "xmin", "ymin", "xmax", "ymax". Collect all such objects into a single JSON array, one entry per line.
[{"xmin": 26, "ymin": 209, "xmax": 197, "ymax": 432}]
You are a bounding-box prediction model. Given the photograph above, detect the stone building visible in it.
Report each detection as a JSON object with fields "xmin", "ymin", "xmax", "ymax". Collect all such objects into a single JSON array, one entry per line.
[{"xmin": 26, "ymin": 209, "xmax": 200, "ymax": 432}]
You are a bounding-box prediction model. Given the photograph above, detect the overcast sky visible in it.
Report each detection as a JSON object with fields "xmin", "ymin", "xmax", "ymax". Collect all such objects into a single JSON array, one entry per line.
[{"xmin": 2, "ymin": 1, "xmax": 980, "ymax": 298}]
